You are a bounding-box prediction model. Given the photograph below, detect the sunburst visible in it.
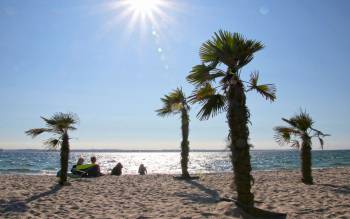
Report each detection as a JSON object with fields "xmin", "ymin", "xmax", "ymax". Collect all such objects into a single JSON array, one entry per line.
[
  {"xmin": 125, "ymin": 0, "xmax": 161, "ymax": 15},
  {"xmin": 106, "ymin": 0, "xmax": 174, "ymax": 33}
]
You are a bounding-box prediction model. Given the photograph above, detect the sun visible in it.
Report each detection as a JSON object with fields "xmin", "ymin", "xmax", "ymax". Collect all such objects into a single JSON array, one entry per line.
[
  {"xmin": 108, "ymin": 0, "xmax": 172, "ymax": 30},
  {"xmin": 126, "ymin": 0, "xmax": 161, "ymax": 15}
]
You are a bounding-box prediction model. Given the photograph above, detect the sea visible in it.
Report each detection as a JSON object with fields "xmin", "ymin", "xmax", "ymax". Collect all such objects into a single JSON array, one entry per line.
[{"xmin": 0, "ymin": 150, "xmax": 349, "ymax": 175}]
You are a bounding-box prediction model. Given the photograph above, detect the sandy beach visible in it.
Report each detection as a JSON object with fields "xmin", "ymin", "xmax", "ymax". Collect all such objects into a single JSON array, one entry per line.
[{"xmin": 0, "ymin": 167, "xmax": 349, "ymax": 218}]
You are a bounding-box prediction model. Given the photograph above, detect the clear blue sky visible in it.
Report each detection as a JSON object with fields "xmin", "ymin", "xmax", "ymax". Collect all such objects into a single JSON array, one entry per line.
[{"xmin": 1, "ymin": 0, "xmax": 349, "ymax": 149}]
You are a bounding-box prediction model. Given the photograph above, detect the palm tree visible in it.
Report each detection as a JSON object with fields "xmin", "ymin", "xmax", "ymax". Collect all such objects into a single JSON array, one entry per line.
[
  {"xmin": 274, "ymin": 110, "xmax": 329, "ymax": 184},
  {"xmin": 156, "ymin": 88, "xmax": 191, "ymax": 179},
  {"xmin": 26, "ymin": 112, "xmax": 79, "ymax": 185},
  {"xmin": 186, "ymin": 30, "xmax": 276, "ymax": 210}
]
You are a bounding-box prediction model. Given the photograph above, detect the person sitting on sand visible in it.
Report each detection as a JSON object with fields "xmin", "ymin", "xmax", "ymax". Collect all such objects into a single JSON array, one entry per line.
[
  {"xmin": 138, "ymin": 164, "xmax": 147, "ymax": 175},
  {"xmin": 111, "ymin": 162, "xmax": 123, "ymax": 176},
  {"xmin": 71, "ymin": 157, "xmax": 85, "ymax": 175},
  {"xmin": 85, "ymin": 156, "xmax": 104, "ymax": 177}
]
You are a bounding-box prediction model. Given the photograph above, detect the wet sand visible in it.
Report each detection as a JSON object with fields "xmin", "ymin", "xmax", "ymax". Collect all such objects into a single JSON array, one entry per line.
[{"xmin": 0, "ymin": 168, "xmax": 349, "ymax": 218}]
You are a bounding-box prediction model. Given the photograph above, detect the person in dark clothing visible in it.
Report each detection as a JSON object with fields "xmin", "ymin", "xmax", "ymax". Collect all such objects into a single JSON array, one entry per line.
[
  {"xmin": 85, "ymin": 156, "xmax": 104, "ymax": 177},
  {"xmin": 138, "ymin": 164, "xmax": 147, "ymax": 175},
  {"xmin": 111, "ymin": 162, "xmax": 123, "ymax": 176}
]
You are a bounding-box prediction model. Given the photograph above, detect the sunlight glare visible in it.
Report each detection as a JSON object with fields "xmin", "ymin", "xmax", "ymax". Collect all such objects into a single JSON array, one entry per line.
[
  {"xmin": 103, "ymin": 0, "xmax": 179, "ymax": 71},
  {"xmin": 126, "ymin": 0, "xmax": 161, "ymax": 15},
  {"xmin": 106, "ymin": 0, "xmax": 176, "ymax": 33}
]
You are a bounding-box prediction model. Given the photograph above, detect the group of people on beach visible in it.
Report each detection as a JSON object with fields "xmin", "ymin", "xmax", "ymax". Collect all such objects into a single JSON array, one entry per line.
[{"xmin": 69, "ymin": 156, "xmax": 147, "ymax": 177}]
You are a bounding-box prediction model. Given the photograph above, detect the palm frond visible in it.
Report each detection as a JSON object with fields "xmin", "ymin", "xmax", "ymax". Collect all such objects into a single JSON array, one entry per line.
[
  {"xmin": 186, "ymin": 64, "xmax": 225, "ymax": 86},
  {"xmin": 26, "ymin": 113, "xmax": 78, "ymax": 152},
  {"xmin": 281, "ymin": 118, "xmax": 298, "ymax": 129},
  {"xmin": 318, "ymin": 137, "xmax": 324, "ymax": 149},
  {"xmin": 156, "ymin": 96, "xmax": 176, "ymax": 117},
  {"xmin": 288, "ymin": 110, "xmax": 313, "ymax": 132},
  {"xmin": 310, "ymin": 127, "xmax": 329, "ymax": 149},
  {"xmin": 168, "ymin": 88, "xmax": 186, "ymax": 105},
  {"xmin": 274, "ymin": 126, "xmax": 291, "ymax": 145},
  {"xmin": 273, "ymin": 126, "xmax": 300, "ymax": 146},
  {"xmin": 197, "ymin": 94, "xmax": 227, "ymax": 120},
  {"xmin": 44, "ymin": 138, "xmax": 61, "ymax": 149},
  {"xmin": 247, "ymin": 72, "xmax": 276, "ymax": 101},
  {"xmin": 199, "ymin": 30, "xmax": 264, "ymax": 69},
  {"xmin": 278, "ymin": 110, "xmax": 329, "ymax": 149},
  {"xmin": 41, "ymin": 112, "xmax": 79, "ymax": 132},
  {"xmin": 156, "ymin": 88, "xmax": 187, "ymax": 117},
  {"xmin": 156, "ymin": 107, "xmax": 173, "ymax": 117},
  {"xmin": 189, "ymin": 83, "xmax": 216, "ymax": 104},
  {"xmin": 25, "ymin": 128, "xmax": 53, "ymax": 138},
  {"xmin": 310, "ymin": 127, "xmax": 330, "ymax": 138},
  {"xmin": 53, "ymin": 112, "xmax": 79, "ymax": 128},
  {"xmin": 290, "ymin": 139, "xmax": 300, "ymax": 149},
  {"xmin": 200, "ymin": 39, "xmax": 224, "ymax": 64},
  {"xmin": 253, "ymin": 84, "xmax": 276, "ymax": 101}
]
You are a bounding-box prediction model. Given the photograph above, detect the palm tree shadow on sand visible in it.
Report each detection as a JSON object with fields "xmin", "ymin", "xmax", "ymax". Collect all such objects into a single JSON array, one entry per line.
[
  {"xmin": 175, "ymin": 179, "xmax": 221, "ymax": 204},
  {"xmin": 0, "ymin": 184, "xmax": 61, "ymax": 214},
  {"xmin": 175, "ymin": 179, "xmax": 286, "ymax": 219},
  {"xmin": 319, "ymin": 183, "xmax": 350, "ymax": 195}
]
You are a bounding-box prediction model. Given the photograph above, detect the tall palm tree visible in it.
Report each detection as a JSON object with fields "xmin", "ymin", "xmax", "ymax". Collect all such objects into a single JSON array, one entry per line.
[
  {"xmin": 274, "ymin": 110, "xmax": 329, "ymax": 184},
  {"xmin": 156, "ymin": 88, "xmax": 191, "ymax": 179},
  {"xmin": 26, "ymin": 112, "xmax": 79, "ymax": 185},
  {"xmin": 186, "ymin": 30, "xmax": 276, "ymax": 210}
]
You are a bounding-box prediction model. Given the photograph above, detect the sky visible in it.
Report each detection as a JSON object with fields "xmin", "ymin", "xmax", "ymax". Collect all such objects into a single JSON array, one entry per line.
[{"xmin": 0, "ymin": 0, "xmax": 349, "ymax": 150}]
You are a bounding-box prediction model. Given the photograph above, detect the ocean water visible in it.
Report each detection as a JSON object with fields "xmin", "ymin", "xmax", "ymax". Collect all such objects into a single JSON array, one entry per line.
[{"xmin": 0, "ymin": 150, "xmax": 349, "ymax": 175}]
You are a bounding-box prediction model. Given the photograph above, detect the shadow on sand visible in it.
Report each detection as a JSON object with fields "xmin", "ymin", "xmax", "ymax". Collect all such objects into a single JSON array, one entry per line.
[
  {"xmin": 0, "ymin": 184, "xmax": 62, "ymax": 214},
  {"xmin": 173, "ymin": 175, "xmax": 200, "ymax": 180},
  {"xmin": 228, "ymin": 205, "xmax": 287, "ymax": 219},
  {"xmin": 174, "ymin": 178, "xmax": 220, "ymax": 204},
  {"xmin": 319, "ymin": 183, "xmax": 350, "ymax": 195},
  {"xmin": 175, "ymin": 178, "xmax": 286, "ymax": 219}
]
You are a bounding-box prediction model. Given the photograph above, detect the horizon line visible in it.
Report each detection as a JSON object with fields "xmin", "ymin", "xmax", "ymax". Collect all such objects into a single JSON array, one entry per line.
[{"xmin": 1, "ymin": 148, "xmax": 349, "ymax": 152}]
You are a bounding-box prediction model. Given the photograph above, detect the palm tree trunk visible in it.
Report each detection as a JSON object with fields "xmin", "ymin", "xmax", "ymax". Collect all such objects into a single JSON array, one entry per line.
[
  {"xmin": 180, "ymin": 108, "xmax": 190, "ymax": 178},
  {"xmin": 227, "ymin": 81, "xmax": 254, "ymax": 209},
  {"xmin": 301, "ymin": 135, "xmax": 313, "ymax": 184},
  {"xmin": 59, "ymin": 131, "xmax": 70, "ymax": 185}
]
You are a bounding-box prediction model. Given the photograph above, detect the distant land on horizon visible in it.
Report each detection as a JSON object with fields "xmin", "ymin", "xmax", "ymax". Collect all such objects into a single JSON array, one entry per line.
[
  {"xmin": 1, "ymin": 148, "xmax": 226, "ymax": 152},
  {"xmin": 1, "ymin": 148, "xmax": 349, "ymax": 152}
]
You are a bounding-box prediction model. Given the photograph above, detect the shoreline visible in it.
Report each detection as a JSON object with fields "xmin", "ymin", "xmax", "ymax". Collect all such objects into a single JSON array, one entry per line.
[
  {"xmin": 1, "ymin": 167, "xmax": 349, "ymax": 218},
  {"xmin": 1, "ymin": 166, "xmax": 349, "ymax": 176},
  {"xmin": 1, "ymin": 149, "xmax": 349, "ymax": 154}
]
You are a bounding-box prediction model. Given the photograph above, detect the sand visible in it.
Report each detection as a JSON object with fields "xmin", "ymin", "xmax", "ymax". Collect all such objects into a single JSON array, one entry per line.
[{"xmin": 0, "ymin": 168, "xmax": 349, "ymax": 218}]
